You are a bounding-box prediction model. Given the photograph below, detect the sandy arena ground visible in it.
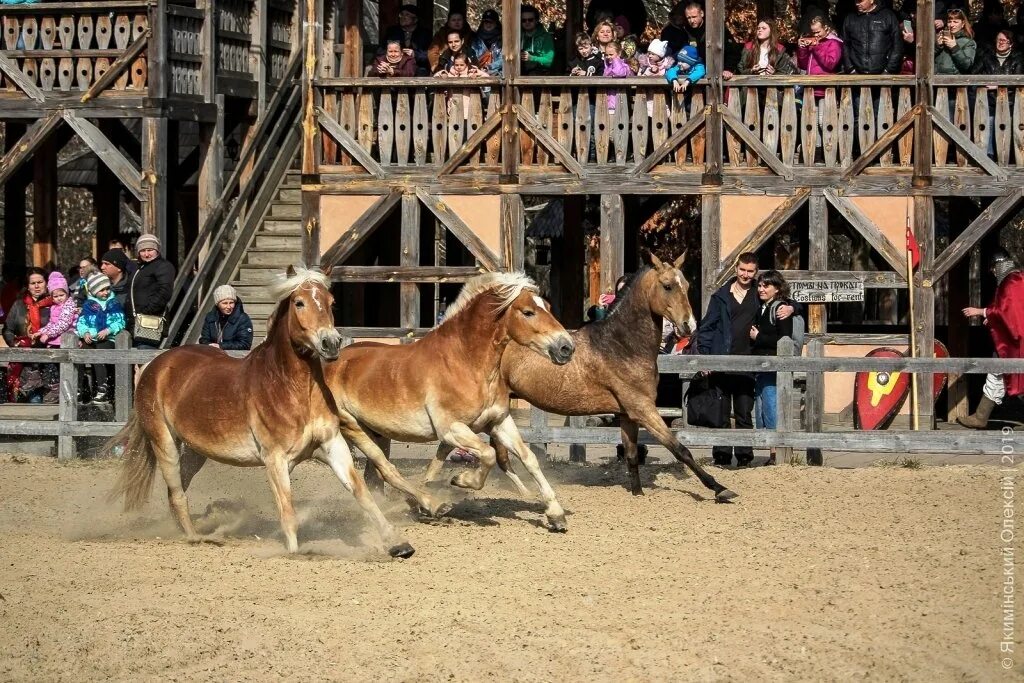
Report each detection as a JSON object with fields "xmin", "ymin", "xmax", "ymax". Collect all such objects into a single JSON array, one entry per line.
[{"xmin": 0, "ymin": 452, "xmax": 1020, "ymax": 680}]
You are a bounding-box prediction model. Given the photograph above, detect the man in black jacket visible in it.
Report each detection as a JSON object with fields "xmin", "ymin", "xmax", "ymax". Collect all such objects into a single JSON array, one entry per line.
[
  {"xmin": 127, "ymin": 234, "xmax": 175, "ymax": 349},
  {"xmin": 661, "ymin": 2, "xmax": 706, "ymax": 61},
  {"xmin": 841, "ymin": 0, "xmax": 903, "ymax": 74}
]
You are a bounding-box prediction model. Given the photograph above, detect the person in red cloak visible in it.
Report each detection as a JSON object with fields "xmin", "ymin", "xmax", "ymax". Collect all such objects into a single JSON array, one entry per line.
[{"xmin": 958, "ymin": 249, "xmax": 1024, "ymax": 429}]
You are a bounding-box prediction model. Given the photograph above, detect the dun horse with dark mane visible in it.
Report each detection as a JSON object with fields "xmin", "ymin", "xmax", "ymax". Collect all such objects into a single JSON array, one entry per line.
[
  {"xmin": 109, "ymin": 266, "xmax": 419, "ymax": 557},
  {"xmin": 326, "ymin": 272, "xmax": 578, "ymax": 531}
]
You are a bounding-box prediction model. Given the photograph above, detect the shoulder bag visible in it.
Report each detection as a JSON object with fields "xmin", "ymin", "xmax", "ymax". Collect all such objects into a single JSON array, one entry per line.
[{"xmin": 130, "ymin": 270, "xmax": 166, "ymax": 343}]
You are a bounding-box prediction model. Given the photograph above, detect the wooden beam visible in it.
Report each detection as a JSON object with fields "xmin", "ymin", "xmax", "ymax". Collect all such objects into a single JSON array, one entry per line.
[
  {"xmin": 141, "ymin": 117, "xmax": 169, "ymax": 248},
  {"xmin": 500, "ymin": 194, "xmax": 524, "ymax": 271},
  {"xmin": 437, "ymin": 113, "xmax": 502, "ymax": 176},
  {"xmin": 703, "ymin": 0, "xmax": 724, "ymax": 184},
  {"xmin": 62, "ymin": 112, "xmax": 144, "ymax": 200},
  {"xmin": 779, "ymin": 270, "xmax": 903, "ymax": 287},
  {"xmin": 0, "ymin": 113, "xmax": 61, "ymax": 187},
  {"xmin": 631, "ymin": 113, "xmax": 706, "ymax": 176},
  {"xmin": 720, "ymin": 106, "xmax": 794, "ymax": 180},
  {"xmin": 807, "ymin": 194, "xmax": 828, "ymax": 333},
  {"xmin": 513, "ymin": 104, "xmax": 585, "ymax": 177},
  {"xmin": 302, "ymin": 188, "xmax": 321, "ymax": 267},
  {"xmin": 147, "ymin": 0, "xmax": 168, "ymax": 99},
  {"xmin": 317, "ymin": 106, "xmax": 387, "ymax": 178},
  {"xmin": 933, "ymin": 190, "xmax": 1024, "ymax": 281},
  {"xmin": 329, "ymin": 266, "xmax": 484, "ymax": 282},
  {"xmin": 842, "ymin": 104, "xmax": 920, "ymax": 179},
  {"xmin": 599, "ymin": 194, "xmax": 624, "ymax": 298},
  {"xmin": 32, "ymin": 135, "xmax": 57, "ymax": 267},
  {"xmin": 80, "ymin": 30, "xmax": 149, "ymax": 102},
  {"xmin": 500, "ymin": 0, "xmax": 521, "ymax": 180},
  {"xmin": 399, "ymin": 194, "xmax": 420, "ymax": 335},
  {"xmin": 320, "ymin": 190, "xmax": 402, "ymax": 267},
  {"xmin": 301, "ymin": 0, "xmax": 320, "ymax": 174},
  {"xmin": 716, "ymin": 188, "xmax": 810, "ymax": 284},
  {"xmin": 416, "ymin": 189, "xmax": 502, "ymax": 271},
  {"xmin": 913, "ymin": 0, "xmax": 934, "ymax": 188},
  {"xmin": 0, "ymin": 52, "xmax": 45, "ymax": 102},
  {"xmin": 823, "ymin": 189, "xmax": 907, "ymax": 275},
  {"xmin": 342, "ymin": 0, "xmax": 361, "ymax": 78},
  {"xmin": 701, "ymin": 194, "xmax": 721, "ymax": 310},
  {"xmin": 928, "ymin": 106, "xmax": 1007, "ymax": 179},
  {"xmin": 912, "ymin": 195, "xmax": 935, "ymax": 428},
  {"xmin": 3, "ymin": 122, "xmax": 28, "ymax": 267}
]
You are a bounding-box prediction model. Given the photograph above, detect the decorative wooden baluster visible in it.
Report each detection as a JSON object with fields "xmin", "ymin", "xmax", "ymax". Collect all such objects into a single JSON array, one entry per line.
[
  {"xmin": 553, "ymin": 87, "xmax": 572, "ymax": 157},
  {"xmin": 57, "ymin": 58, "xmax": 72, "ymax": 91},
  {"xmin": 76, "ymin": 58, "xmax": 93, "ymax": 90},
  {"xmin": 631, "ymin": 90, "xmax": 648, "ymax": 163},
  {"xmin": 650, "ymin": 91, "xmax": 668, "ymax": 155},
  {"xmin": 933, "ymin": 87, "xmax": 949, "ymax": 165},
  {"xmin": 484, "ymin": 90, "xmax": 501, "ymax": 166},
  {"xmin": 954, "ymin": 87, "xmax": 970, "ymax": 166},
  {"xmin": 877, "ymin": 87, "xmax": 894, "ymax": 166},
  {"xmin": 395, "ymin": 91, "xmax": 411, "ymax": 166},
  {"xmin": 800, "ymin": 91, "xmax": 817, "ymax": 166},
  {"xmin": 838, "ymin": 87, "xmax": 854, "ymax": 166},
  {"xmin": 574, "ymin": 90, "xmax": 591, "ymax": 164},
  {"xmin": 973, "ymin": 90, "xmax": 991, "ymax": 161},
  {"xmin": 520, "ymin": 90, "xmax": 535, "ymax": 165},
  {"xmin": 95, "ymin": 15, "xmax": 112, "ymax": 49},
  {"xmin": 664, "ymin": 91, "xmax": 684, "ymax": 165},
  {"xmin": 896, "ymin": 86, "xmax": 913, "ymax": 167},
  {"xmin": 39, "ymin": 58, "xmax": 55, "ymax": 90},
  {"xmin": 743, "ymin": 87, "xmax": 761, "ymax": 167},
  {"xmin": 378, "ymin": 91, "xmax": 395, "ymax": 165},
  {"xmin": 447, "ymin": 91, "xmax": 465, "ymax": 156},
  {"xmin": 725, "ymin": 88, "xmax": 743, "ymax": 166},
  {"xmin": 1013, "ymin": 88, "xmax": 1024, "ymax": 167},
  {"xmin": 821, "ymin": 88, "xmax": 839, "ymax": 167},
  {"xmin": 780, "ymin": 87, "xmax": 797, "ymax": 166},
  {"xmin": 23, "ymin": 58, "xmax": 37, "ymax": 89},
  {"xmin": 536, "ymin": 90, "xmax": 553, "ymax": 166},
  {"xmin": 129, "ymin": 56, "xmax": 146, "ymax": 89},
  {"xmin": 857, "ymin": 87, "xmax": 875, "ymax": 159},
  {"xmin": 431, "ymin": 91, "xmax": 447, "ymax": 163},
  {"xmin": 56, "ymin": 16, "xmax": 72, "ymax": 49},
  {"xmin": 114, "ymin": 15, "xmax": 130, "ymax": 50},
  {"xmin": 340, "ymin": 92, "xmax": 357, "ymax": 166},
  {"xmin": 357, "ymin": 91, "xmax": 376, "ymax": 162},
  {"xmin": 761, "ymin": 87, "xmax": 779, "ymax": 162},
  {"xmin": 612, "ymin": 89, "xmax": 629, "ymax": 164},
  {"xmin": 413, "ymin": 91, "xmax": 429, "ymax": 165},
  {"xmin": 594, "ymin": 91, "xmax": 611, "ymax": 164},
  {"xmin": 21, "ymin": 16, "xmax": 37, "ymax": 49},
  {"xmin": 3, "ymin": 17, "xmax": 19, "ymax": 51},
  {"xmin": 689, "ymin": 89, "xmax": 705, "ymax": 165},
  {"xmin": 466, "ymin": 91, "xmax": 483, "ymax": 166},
  {"xmin": 994, "ymin": 88, "xmax": 1011, "ymax": 166},
  {"xmin": 77, "ymin": 15, "xmax": 94, "ymax": 49},
  {"xmin": 39, "ymin": 17, "xmax": 55, "ymax": 50}
]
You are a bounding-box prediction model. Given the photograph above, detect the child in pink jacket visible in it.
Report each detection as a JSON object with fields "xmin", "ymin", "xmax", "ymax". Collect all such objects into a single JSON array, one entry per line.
[
  {"xmin": 601, "ymin": 40, "xmax": 633, "ymax": 114},
  {"xmin": 32, "ymin": 271, "xmax": 78, "ymax": 347},
  {"xmin": 796, "ymin": 17, "xmax": 843, "ymax": 99}
]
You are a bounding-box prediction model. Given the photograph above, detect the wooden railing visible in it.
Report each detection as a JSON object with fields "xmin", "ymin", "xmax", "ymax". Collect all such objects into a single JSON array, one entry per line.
[{"xmin": 932, "ymin": 75, "xmax": 1024, "ymax": 168}]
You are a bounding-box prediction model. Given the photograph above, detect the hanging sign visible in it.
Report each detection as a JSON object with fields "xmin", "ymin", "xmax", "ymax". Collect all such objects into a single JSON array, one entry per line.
[{"xmin": 789, "ymin": 279, "xmax": 865, "ymax": 303}]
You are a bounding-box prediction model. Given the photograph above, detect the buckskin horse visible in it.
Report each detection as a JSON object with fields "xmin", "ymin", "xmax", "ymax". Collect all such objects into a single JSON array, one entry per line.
[
  {"xmin": 455, "ymin": 255, "xmax": 737, "ymax": 502},
  {"xmin": 326, "ymin": 271, "xmax": 577, "ymax": 532},
  {"xmin": 109, "ymin": 266, "xmax": 420, "ymax": 557}
]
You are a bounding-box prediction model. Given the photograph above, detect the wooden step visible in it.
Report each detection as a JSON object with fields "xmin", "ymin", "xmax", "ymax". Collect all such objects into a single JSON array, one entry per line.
[
  {"xmin": 244, "ymin": 302, "xmax": 279, "ymax": 318},
  {"xmin": 261, "ymin": 218, "xmax": 302, "ymax": 233},
  {"xmin": 244, "ymin": 249, "xmax": 303, "ymax": 266},
  {"xmin": 230, "ymin": 283, "xmax": 277, "ymax": 301},
  {"xmin": 276, "ymin": 188, "xmax": 301, "ymax": 203},
  {"xmin": 269, "ymin": 202, "xmax": 301, "ymax": 218},
  {"xmin": 238, "ymin": 265, "xmax": 287, "ymax": 283},
  {"xmin": 254, "ymin": 233, "xmax": 303, "ymax": 250}
]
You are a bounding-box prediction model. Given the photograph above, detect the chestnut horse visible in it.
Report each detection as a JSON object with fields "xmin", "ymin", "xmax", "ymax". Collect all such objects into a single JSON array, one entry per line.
[
  {"xmin": 109, "ymin": 266, "xmax": 417, "ymax": 557},
  {"xmin": 326, "ymin": 272, "xmax": 577, "ymax": 532},
  {"xmin": 471, "ymin": 255, "xmax": 736, "ymax": 501}
]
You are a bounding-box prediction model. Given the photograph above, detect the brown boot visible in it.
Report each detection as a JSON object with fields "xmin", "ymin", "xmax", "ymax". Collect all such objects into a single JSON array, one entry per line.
[{"xmin": 957, "ymin": 397, "xmax": 997, "ymax": 429}]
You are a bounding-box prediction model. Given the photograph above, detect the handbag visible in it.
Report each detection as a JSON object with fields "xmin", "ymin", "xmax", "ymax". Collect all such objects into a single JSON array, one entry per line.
[
  {"xmin": 686, "ymin": 375, "xmax": 726, "ymax": 428},
  {"xmin": 130, "ymin": 271, "xmax": 166, "ymax": 342}
]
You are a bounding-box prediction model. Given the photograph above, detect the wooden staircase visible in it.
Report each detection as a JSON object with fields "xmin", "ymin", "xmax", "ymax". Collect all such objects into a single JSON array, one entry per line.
[{"xmin": 228, "ymin": 175, "xmax": 303, "ymax": 342}]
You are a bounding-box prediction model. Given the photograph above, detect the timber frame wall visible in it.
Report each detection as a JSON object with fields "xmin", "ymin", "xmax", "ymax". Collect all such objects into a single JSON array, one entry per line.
[
  {"xmin": 300, "ymin": 1, "xmax": 1022, "ymax": 429},
  {"xmin": 0, "ymin": 0, "xmax": 299, "ymax": 265}
]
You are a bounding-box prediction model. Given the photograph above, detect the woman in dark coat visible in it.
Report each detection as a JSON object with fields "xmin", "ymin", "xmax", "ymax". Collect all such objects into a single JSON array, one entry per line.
[
  {"xmin": 1, "ymin": 267, "xmax": 55, "ymax": 402},
  {"xmin": 749, "ymin": 269, "xmax": 794, "ymax": 466},
  {"xmin": 198, "ymin": 284, "xmax": 253, "ymax": 350}
]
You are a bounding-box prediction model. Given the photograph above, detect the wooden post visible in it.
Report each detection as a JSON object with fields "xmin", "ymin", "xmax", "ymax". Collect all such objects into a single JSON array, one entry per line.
[
  {"xmin": 302, "ymin": 188, "xmax": 321, "ymax": 267},
  {"xmin": 564, "ymin": 0, "xmax": 583, "ymax": 64},
  {"xmin": 913, "ymin": 195, "xmax": 936, "ymax": 429},
  {"xmin": 554, "ymin": 195, "xmax": 585, "ymax": 328},
  {"xmin": 807, "ymin": 193, "xmax": 828, "ymax": 334},
  {"xmin": 301, "ymin": 0, "xmax": 321, "ymax": 175},
  {"xmin": 141, "ymin": 117, "xmax": 169, "ymax": 248},
  {"xmin": 500, "ymin": 0, "xmax": 521, "ymax": 182},
  {"xmin": 148, "ymin": 0, "xmax": 168, "ymax": 101},
  {"xmin": 700, "ymin": 194, "xmax": 721, "ymax": 310},
  {"xmin": 568, "ymin": 415, "xmax": 586, "ymax": 463},
  {"xmin": 57, "ymin": 332, "xmax": 78, "ymax": 462},
  {"xmin": 342, "ymin": 0, "xmax": 361, "ymax": 77},
  {"xmin": 251, "ymin": 0, "xmax": 269, "ymax": 116},
  {"xmin": 529, "ymin": 404, "xmax": 548, "ymax": 461},
  {"xmin": 599, "ymin": 194, "xmax": 623, "ymax": 297},
  {"xmin": 703, "ymin": 0, "xmax": 724, "ymax": 184},
  {"xmin": 3, "ymin": 121, "xmax": 28, "ymax": 267},
  {"xmin": 913, "ymin": 0, "xmax": 934, "ymax": 189},
  {"xmin": 114, "ymin": 331, "xmax": 133, "ymax": 423},
  {"xmin": 399, "ymin": 194, "xmax": 420, "ymax": 339},
  {"xmin": 907, "ymin": 246, "xmax": 919, "ymax": 429},
  {"xmin": 32, "ymin": 135, "xmax": 57, "ymax": 267},
  {"xmin": 94, "ymin": 122, "xmax": 121, "ymax": 252},
  {"xmin": 775, "ymin": 336, "xmax": 796, "ymax": 464},
  {"xmin": 163, "ymin": 120, "xmax": 180, "ymax": 267},
  {"xmin": 198, "ymin": 94, "xmax": 225, "ymax": 275},
  {"xmin": 199, "ymin": 0, "xmax": 216, "ymax": 102},
  {"xmin": 804, "ymin": 338, "xmax": 825, "ymax": 465},
  {"xmin": 500, "ymin": 194, "xmax": 524, "ymax": 271}
]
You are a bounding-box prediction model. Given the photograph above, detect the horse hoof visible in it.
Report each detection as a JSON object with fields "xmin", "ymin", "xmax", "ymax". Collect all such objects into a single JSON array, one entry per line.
[
  {"xmin": 715, "ymin": 489, "xmax": 738, "ymax": 503},
  {"xmin": 547, "ymin": 515, "xmax": 568, "ymax": 533},
  {"xmin": 631, "ymin": 487, "xmax": 645, "ymax": 496},
  {"xmin": 388, "ymin": 542, "xmax": 415, "ymax": 559},
  {"xmin": 432, "ymin": 501, "xmax": 453, "ymax": 518}
]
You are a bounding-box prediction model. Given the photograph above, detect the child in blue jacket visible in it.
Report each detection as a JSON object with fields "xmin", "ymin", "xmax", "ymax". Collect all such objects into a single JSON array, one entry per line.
[
  {"xmin": 76, "ymin": 272, "xmax": 126, "ymax": 403},
  {"xmin": 665, "ymin": 45, "xmax": 706, "ymax": 93}
]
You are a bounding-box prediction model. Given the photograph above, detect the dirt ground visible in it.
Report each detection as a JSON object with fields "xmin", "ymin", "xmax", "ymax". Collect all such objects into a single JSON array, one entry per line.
[{"xmin": 0, "ymin": 453, "xmax": 1019, "ymax": 681}]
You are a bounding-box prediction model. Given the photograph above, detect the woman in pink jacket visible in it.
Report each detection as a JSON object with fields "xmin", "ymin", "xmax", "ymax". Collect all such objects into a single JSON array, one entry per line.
[{"xmin": 796, "ymin": 15, "xmax": 844, "ymax": 99}]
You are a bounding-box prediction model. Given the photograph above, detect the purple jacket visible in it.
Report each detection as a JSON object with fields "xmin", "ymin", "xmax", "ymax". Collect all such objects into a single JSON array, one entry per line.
[
  {"xmin": 602, "ymin": 56, "xmax": 632, "ymax": 111},
  {"xmin": 797, "ymin": 33, "xmax": 843, "ymax": 98}
]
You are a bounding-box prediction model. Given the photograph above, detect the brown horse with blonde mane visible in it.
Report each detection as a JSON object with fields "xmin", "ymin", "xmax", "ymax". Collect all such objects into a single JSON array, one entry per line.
[
  {"xmin": 326, "ymin": 271, "xmax": 577, "ymax": 532},
  {"xmin": 109, "ymin": 266, "xmax": 418, "ymax": 558},
  {"xmin": 432, "ymin": 255, "xmax": 738, "ymax": 502}
]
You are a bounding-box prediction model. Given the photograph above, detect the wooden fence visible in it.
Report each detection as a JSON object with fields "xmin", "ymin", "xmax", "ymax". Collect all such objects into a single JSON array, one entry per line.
[{"xmin": 2, "ymin": 336, "xmax": 1023, "ymax": 463}]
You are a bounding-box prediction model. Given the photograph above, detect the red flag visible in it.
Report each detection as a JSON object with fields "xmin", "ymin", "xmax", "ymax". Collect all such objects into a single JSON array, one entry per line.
[{"xmin": 906, "ymin": 225, "xmax": 921, "ymax": 271}]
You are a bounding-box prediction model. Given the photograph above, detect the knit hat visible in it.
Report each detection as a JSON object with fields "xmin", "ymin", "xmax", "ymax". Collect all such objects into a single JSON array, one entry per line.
[
  {"xmin": 135, "ymin": 233, "xmax": 161, "ymax": 254},
  {"xmin": 399, "ymin": 3, "xmax": 418, "ymax": 14},
  {"xmin": 213, "ymin": 284, "xmax": 238, "ymax": 304},
  {"xmin": 100, "ymin": 248, "xmax": 129, "ymax": 273},
  {"xmin": 676, "ymin": 45, "xmax": 700, "ymax": 66},
  {"xmin": 481, "ymin": 9, "xmax": 500, "ymax": 22},
  {"xmin": 86, "ymin": 272, "xmax": 111, "ymax": 295},
  {"xmin": 613, "ymin": 15, "xmax": 630, "ymax": 34},
  {"xmin": 47, "ymin": 271, "xmax": 68, "ymax": 295},
  {"xmin": 647, "ymin": 39, "xmax": 668, "ymax": 58}
]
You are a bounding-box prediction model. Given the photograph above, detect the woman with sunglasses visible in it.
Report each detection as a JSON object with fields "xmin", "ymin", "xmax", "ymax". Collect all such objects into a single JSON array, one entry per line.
[
  {"xmin": 935, "ymin": 8, "xmax": 977, "ymax": 75},
  {"xmin": 748, "ymin": 270, "xmax": 795, "ymax": 466}
]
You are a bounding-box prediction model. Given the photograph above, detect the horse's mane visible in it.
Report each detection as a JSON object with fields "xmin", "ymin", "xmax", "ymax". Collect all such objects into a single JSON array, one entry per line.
[
  {"xmin": 264, "ymin": 265, "xmax": 331, "ymax": 336},
  {"xmin": 440, "ymin": 271, "xmax": 538, "ymax": 325},
  {"xmin": 603, "ymin": 266, "xmax": 652, "ymax": 324},
  {"xmin": 584, "ymin": 266, "xmax": 660, "ymax": 358}
]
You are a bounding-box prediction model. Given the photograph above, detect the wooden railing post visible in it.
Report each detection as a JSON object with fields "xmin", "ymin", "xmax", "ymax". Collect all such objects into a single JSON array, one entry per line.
[
  {"xmin": 500, "ymin": 0, "xmax": 521, "ymax": 182},
  {"xmin": 775, "ymin": 336, "xmax": 796, "ymax": 464},
  {"xmin": 703, "ymin": 0, "xmax": 724, "ymax": 184},
  {"xmin": 114, "ymin": 332, "xmax": 133, "ymax": 423},
  {"xmin": 568, "ymin": 415, "xmax": 586, "ymax": 463},
  {"xmin": 529, "ymin": 404, "xmax": 548, "ymax": 462},
  {"xmin": 804, "ymin": 338, "xmax": 824, "ymax": 466},
  {"xmin": 57, "ymin": 333, "xmax": 78, "ymax": 462}
]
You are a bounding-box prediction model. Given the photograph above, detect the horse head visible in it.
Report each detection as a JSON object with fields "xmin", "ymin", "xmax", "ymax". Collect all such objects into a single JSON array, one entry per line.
[
  {"xmin": 269, "ymin": 265, "xmax": 342, "ymax": 360},
  {"xmin": 648, "ymin": 252, "xmax": 697, "ymax": 336},
  {"xmin": 505, "ymin": 288, "xmax": 575, "ymax": 365}
]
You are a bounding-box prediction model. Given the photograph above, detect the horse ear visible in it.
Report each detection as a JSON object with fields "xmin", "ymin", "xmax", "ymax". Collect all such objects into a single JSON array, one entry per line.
[
  {"xmin": 286, "ymin": 265, "xmax": 297, "ymax": 277},
  {"xmin": 673, "ymin": 251, "xmax": 686, "ymax": 269},
  {"xmin": 321, "ymin": 264, "xmax": 333, "ymax": 279},
  {"xmin": 650, "ymin": 253, "xmax": 665, "ymax": 270}
]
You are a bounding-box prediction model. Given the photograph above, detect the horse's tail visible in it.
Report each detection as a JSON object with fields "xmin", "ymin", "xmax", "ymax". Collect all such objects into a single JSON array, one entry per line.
[{"xmin": 107, "ymin": 412, "xmax": 157, "ymax": 511}]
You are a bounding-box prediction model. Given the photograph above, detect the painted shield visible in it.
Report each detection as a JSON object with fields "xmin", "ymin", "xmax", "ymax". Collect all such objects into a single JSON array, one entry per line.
[
  {"xmin": 932, "ymin": 340, "xmax": 950, "ymax": 402},
  {"xmin": 854, "ymin": 348, "xmax": 911, "ymax": 430}
]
